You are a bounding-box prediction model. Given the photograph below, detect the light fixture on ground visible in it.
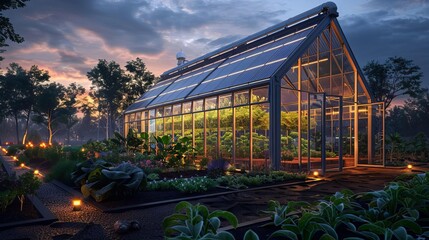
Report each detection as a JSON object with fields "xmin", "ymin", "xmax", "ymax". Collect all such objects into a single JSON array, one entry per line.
[
  {"xmin": 13, "ymin": 156, "xmax": 17, "ymax": 160},
  {"xmin": 20, "ymin": 163, "xmax": 25, "ymax": 168},
  {"xmin": 72, "ymin": 199, "xmax": 82, "ymax": 211},
  {"xmin": 34, "ymin": 169, "xmax": 40, "ymax": 175},
  {"xmin": 407, "ymin": 164, "xmax": 413, "ymax": 170},
  {"xmin": 313, "ymin": 171, "xmax": 319, "ymax": 177}
]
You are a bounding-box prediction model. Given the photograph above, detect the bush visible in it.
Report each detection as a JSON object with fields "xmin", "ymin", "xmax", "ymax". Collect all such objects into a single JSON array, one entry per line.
[
  {"xmin": 46, "ymin": 159, "xmax": 79, "ymax": 185},
  {"xmin": 5, "ymin": 144, "xmax": 25, "ymax": 156}
]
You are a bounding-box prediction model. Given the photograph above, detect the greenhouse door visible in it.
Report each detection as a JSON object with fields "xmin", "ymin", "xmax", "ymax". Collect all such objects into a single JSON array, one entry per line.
[
  {"xmin": 306, "ymin": 93, "xmax": 344, "ymax": 175},
  {"xmin": 356, "ymin": 102, "xmax": 385, "ymax": 167}
]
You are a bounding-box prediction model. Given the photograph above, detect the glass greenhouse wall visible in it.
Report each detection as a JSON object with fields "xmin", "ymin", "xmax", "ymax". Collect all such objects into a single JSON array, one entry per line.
[{"xmin": 124, "ymin": 2, "xmax": 385, "ymax": 173}]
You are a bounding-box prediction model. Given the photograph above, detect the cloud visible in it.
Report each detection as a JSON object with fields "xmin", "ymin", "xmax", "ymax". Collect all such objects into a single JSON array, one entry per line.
[
  {"xmin": 58, "ymin": 51, "xmax": 87, "ymax": 64},
  {"xmin": 340, "ymin": 2, "xmax": 429, "ymax": 87}
]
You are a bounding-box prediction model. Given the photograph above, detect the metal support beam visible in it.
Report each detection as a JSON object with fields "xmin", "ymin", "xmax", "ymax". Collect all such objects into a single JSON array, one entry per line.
[
  {"xmin": 269, "ymin": 77, "xmax": 281, "ymax": 170},
  {"xmin": 321, "ymin": 93, "xmax": 326, "ymax": 175},
  {"xmin": 339, "ymin": 96, "xmax": 343, "ymax": 171}
]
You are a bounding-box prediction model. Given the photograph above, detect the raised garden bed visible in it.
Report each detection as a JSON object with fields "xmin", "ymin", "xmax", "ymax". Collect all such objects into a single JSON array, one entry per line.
[{"xmin": 0, "ymin": 156, "xmax": 57, "ymax": 230}]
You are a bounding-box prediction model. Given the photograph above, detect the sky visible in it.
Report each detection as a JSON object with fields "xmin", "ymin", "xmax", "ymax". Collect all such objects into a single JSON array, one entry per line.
[{"xmin": 1, "ymin": 0, "xmax": 429, "ymax": 90}]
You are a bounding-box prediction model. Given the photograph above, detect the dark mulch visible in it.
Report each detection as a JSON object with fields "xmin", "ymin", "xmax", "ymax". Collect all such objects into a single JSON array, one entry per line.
[
  {"xmin": 95, "ymin": 187, "xmax": 231, "ymax": 209},
  {"xmin": 0, "ymin": 197, "xmax": 42, "ymax": 224}
]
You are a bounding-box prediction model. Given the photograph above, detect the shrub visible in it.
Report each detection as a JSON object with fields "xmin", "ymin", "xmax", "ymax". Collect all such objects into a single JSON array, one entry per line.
[
  {"xmin": 46, "ymin": 159, "xmax": 79, "ymax": 185},
  {"xmin": 6, "ymin": 144, "xmax": 25, "ymax": 156}
]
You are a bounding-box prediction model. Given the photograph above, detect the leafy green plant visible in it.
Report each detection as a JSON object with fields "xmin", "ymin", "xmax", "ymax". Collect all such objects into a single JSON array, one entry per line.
[
  {"xmin": 147, "ymin": 176, "xmax": 217, "ymax": 194},
  {"xmin": 46, "ymin": 159, "xmax": 79, "ymax": 185},
  {"xmin": 79, "ymin": 162, "xmax": 146, "ymax": 202},
  {"xmin": 16, "ymin": 172, "xmax": 41, "ymax": 211},
  {"xmin": 70, "ymin": 159, "xmax": 112, "ymax": 186},
  {"xmin": 163, "ymin": 201, "xmax": 238, "ymax": 240}
]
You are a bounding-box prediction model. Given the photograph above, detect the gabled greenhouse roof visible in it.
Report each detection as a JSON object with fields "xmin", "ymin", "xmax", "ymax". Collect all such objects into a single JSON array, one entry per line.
[{"xmin": 125, "ymin": 2, "xmax": 339, "ymax": 113}]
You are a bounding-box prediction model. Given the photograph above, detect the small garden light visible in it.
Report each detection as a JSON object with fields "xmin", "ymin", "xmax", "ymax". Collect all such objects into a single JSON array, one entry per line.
[
  {"xmin": 34, "ymin": 169, "xmax": 40, "ymax": 175},
  {"xmin": 20, "ymin": 163, "xmax": 25, "ymax": 168},
  {"xmin": 13, "ymin": 156, "xmax": 17, "ymax": 160},
  {"xmin": 81, "ymin": 148, "xmax": 85, "ymax": 152},
  {"xmin": 407, "ymin": 164, "xmax": 413, "ymax": 170},
  {"xmin": 72, "ymin": 199, "xmax": 82, "ymax": 211},
  {"xmin": 313, "ymin": 171, "xmax": 319, "ymax": 177}
]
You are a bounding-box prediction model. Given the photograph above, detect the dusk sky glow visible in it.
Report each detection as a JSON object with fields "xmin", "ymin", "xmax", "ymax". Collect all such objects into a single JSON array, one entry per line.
[{"xmin": 2, "ymin": 0, "xmax": 429, "ymax": 90}]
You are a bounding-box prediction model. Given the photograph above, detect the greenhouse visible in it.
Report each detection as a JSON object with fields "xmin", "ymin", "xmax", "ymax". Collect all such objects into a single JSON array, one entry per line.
[{"xmin": 124, "ymin": 2, "xmax": 385, "ymax": 174}]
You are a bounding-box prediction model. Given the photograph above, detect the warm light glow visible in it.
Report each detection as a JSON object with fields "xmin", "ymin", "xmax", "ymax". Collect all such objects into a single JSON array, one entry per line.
[
  {"xmin": 291, "ymin": 58, "xmax": 328, "ymax": 70},
  {"xmin": 2, "ymin": 148, "xmax": 7, "ymax": 153},
  {"xmin": 20, "ymin": 163, "xmax": 25, "ymax": 168},
  {"xmin": 81, "ymin": 148, "xmax": 85, "ymax": 152},
  {"xmin": 40, "ymin": 142, "xmax": 47, "ymax": 148},
  {"xmin": 313, "ymin": 171, "xmax": 319, "ymax": 177},
  {"xmin": 407, "ymin": 164, "xmax": 413, "ymax": 169},
  {"xmin": 34, "ymin": 170, "xmax": 40, "ymax": 175},
  {"xmin": 72, "ymin": 199, "xmax": 82, "ymax": 211},
  {"xmin": 13, "ymin": 156, "xmax": 17, "ymax": 160}
]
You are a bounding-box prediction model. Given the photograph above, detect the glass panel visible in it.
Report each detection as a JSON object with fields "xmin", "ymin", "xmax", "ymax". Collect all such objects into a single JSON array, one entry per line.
[
  {"xmin": 165, "ymin": 116, "xmax": 172, "ymax": 136},
  {"xmin": 219, "ymin": 94, "xmax": 232, "ymax": 108},
  {"xmin": 281, "ymin": 88, "xmax": 299, "ymax": 170},
  {"xmin": 234, "ymin": 90, "xmax": 249, "ymax": 106},
  {"xmin": 149, "ymin": 109, "xmax": 155, "ymax": 119},
  {"xmin": 156, "ymin": 107, "xmax": 164, "ymax": 118},
  {"xmin": 173, "ymin": 104, "xmax": 182, "ymax": 115},
  {"xmin": 252, "ymin": 103, "xmax": 270, "ymax": 169},
  {"xmin": 219, "ymin": 108, "xmax": 233, "ymax": 160},
  {"xmin": 235, "ymin": 106, "xmax": 250, "ymax": 169},
  {"xmin": 194, "ymin": 112, "xmax": 205, "ymax": 157},
  {"xmin": 251, "ymin": 86, "xmax": 269, "ymax": 103},
  {"xmin": 206, "ymin": 110, "xmax": 218, "ymax": 158},
  {"xmin": 183, "ymin": 114, "xmax": 193, "ymax": 147},
  {"xmin": 164, "ymin": 106, "xmax": 172, "ymax": 116},
  {"xmin": 183, "ymin": 102, "xmax": 192, "ymax": 113},
  {"xmin": 205, "ymin": 97, "xmax": 217, "ymax": 110},
  {"xmin": 156, "ymin": 118, "xmax": 164, "ymax": 136},
  {"xmin": 173, "ymin": 115, "xmax": 182, "ymax": 139},
  {"xmin": 193, "ymin": 100, "xmax": 204, "ymax": 112}
]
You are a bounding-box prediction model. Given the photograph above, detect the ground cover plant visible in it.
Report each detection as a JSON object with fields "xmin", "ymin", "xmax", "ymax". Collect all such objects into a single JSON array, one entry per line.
[
  {"xmin": 0, "ymin": 171, "xmax": 41, "ymax": 212},
  {"xmin": 164, "ymin": 172, "xmax": 429, "ymax": 239}
]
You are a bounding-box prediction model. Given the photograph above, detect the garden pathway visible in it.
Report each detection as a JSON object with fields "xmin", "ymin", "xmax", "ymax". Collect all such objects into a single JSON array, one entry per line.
[{"xmin": 1, "ymin": 155, "xmax": 427, "ymax": 240}]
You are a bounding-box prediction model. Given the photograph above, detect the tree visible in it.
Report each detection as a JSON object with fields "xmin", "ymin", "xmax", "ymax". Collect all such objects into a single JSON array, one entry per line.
[
  {"xmin": 0, "ymin": 0, "xmax": 30, "ymax": 61},
  {"xmin": 0, "ymin": 63, "xmax": 49, "ymax": 144},
  {"xmin": 33, "ymin": 82, "xmax": 66, "ymax": 145},
  {"xmin": 57, "ymin": 83, "xmax": 85, "ymax": 145},
  {"xmin": 87, "ymin": 58, "xmax": 155, "ymax": 139},
  {"xmin": 21, "ymin": 65, "xmax": 50, "ymax": 144},
  {"xmin": 124, "ymin": 57, "xmax": 156, "ymax": 107},
  {"xmin": 363, "ymin": 56, "xmax": 423, "ymax": 109}
]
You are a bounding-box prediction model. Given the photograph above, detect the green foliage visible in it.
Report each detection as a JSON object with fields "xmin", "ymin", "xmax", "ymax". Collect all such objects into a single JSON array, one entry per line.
[
  {"xmin": 70, "ymin": 159, "xmax": 112, "ymax": 186},
  {"xmin": 46, "ymin": 159, "xmax": 78, "ymax": 185},
  {"xmin": 5, "ymin": 144, "xmax": 25, "ymax": 156},
  {"xmin": 76, "ymin": 161, "xmax": 146, "ymax": 202},
  {"xmin": 217, "ymin": 171, "xmax": 307, "ymax": 189},
  {"xmin": 0, "ymin": 171, "xmax": 41, "ymax": 212},
  {"xmin": 263, "ymin": 173, "xmax": 429, "ymax": 240},
  {"xmin": 147, "ymin": 176, "xmax": 217, "ymax": 194},
  {"xmin": 163, "ymin": 201, "xmax": 238, "ymax": 239}
]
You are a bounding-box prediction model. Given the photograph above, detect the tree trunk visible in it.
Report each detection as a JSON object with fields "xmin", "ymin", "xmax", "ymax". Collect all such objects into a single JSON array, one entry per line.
[
  {"xmin": 22, "ymin": 110, "xmax": 31, "ymax": 144},
  {"xmin": 48, "ymin": 111, "xmax": 53, "ymax": 145},
  {"xmin": 14, "ymin": 113, "xmax": 20, "ymax": 144}
]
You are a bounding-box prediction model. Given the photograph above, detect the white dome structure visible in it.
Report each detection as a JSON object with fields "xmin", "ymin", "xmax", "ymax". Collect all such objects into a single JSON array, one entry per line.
[{"xmin": 176, "ymin": 50, "xmax": 186, "ymax": 66}]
